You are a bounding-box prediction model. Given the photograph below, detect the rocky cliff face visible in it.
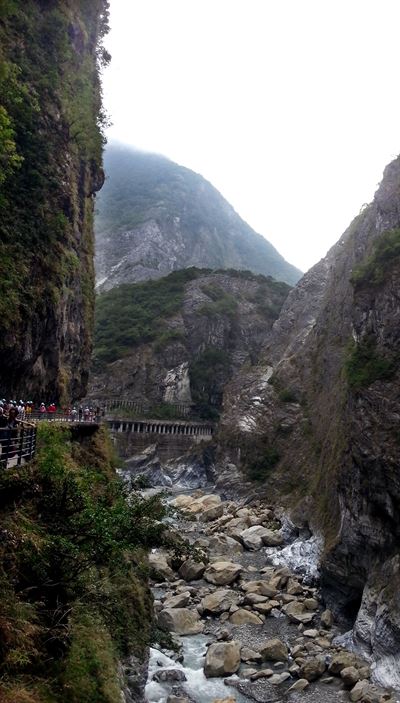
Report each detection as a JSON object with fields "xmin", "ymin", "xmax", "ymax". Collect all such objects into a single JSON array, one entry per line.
[
  {"xmin": 94, "ymin": 144, "xmax": 302, "ymax": 290},
  {"xmin": 219, "ymin": 156, "xmax": 400, "ymax": 686},
  {"xmin": 89, "ymin": 269, "xmax": 290, "ymax": 418},
  {"xmin": 0, "ymin": 0, "xmax": 108, "ymax": 402}
]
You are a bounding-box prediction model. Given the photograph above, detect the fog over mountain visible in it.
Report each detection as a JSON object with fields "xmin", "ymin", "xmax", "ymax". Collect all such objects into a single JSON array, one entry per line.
[{"xmin": 95, "ymin": 144, "xmax": 302, "ymax": 290}]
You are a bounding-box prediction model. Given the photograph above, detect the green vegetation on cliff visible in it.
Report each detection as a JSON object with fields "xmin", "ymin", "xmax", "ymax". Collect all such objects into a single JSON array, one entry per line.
[
  {"xmin": 0, "ymin": 0, "xmax": 109, "ymax": 401},
  {"xmin": 92, "ymin": 268, "xmax": 291, "ymax": 419},
  {"xmin": 345, "ymin": 335, "xmax": 397, "ymax": 389},
  {"xmin": 350, "ymin": 228, "xmax": 400, "ymax": 289},
  {"xmin": 0, "ymin": 425, "xmax": 166, "ymax": 703},
  {"xmin": 94, "ymin": 268, "xmax": 290, "ymax": 368},
  {"xmin": 94, "ymin": 268, "xmax": 201, "ymax": 365}
]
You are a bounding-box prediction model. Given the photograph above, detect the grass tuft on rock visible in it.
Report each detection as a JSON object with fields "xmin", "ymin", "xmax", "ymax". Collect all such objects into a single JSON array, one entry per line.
[
  {"xmin": 345, "ymin": 336, "xmax": 397, "ymax": 389},
  {"xmin": 350, "ymin": 228, "xmax": 400, "ymax": 289}
]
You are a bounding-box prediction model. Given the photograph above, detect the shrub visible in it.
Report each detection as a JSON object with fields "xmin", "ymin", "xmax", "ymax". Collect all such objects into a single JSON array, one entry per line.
[
  {"xmin": 345, "ymin": 336, "xmax": 396, "ymax": 389},
  {"xmin": 247, "ymin": 446, "xmax": 280, "ymax": 482},
  {"xmin": 153, "ymin": 329, "xmax": 185, "ymax": 352},
  {"xmin": 93, "ymin": 269, "xmax": 200, "ymax": 367},
  {"xmin": 189, "ymin": 347, "xmax": 231, "ymax": 418},
  {"xmin": 351, "ymin": 228, "xmax": 400, "ymax": 289},
  {"xmin": 62, "ymin": 612, "xmax": 120, "ymax": 703},
  {"xmin": 0, "ymin": 424, "xmax": 165, "ymax": 700},
  {"xmin": 278, "ymin": 388, "xmax": 298, "ymax": 403}
]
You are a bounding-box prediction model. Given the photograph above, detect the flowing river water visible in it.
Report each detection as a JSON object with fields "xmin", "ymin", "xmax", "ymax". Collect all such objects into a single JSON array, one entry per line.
[{"xmin": 122, "ymin": 460, "xmax": 399, "ymax": 703}]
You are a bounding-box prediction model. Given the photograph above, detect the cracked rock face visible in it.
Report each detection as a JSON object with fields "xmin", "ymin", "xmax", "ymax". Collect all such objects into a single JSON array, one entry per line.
[{"xmin": 218, "ymin": 155, "xmax": 400, "ymax": 685}]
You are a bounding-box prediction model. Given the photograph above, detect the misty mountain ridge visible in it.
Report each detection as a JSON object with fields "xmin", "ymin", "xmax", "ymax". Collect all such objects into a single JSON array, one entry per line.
[{"xmin": 94, "ymin": 143, "xmax": 302, "ymax": 290}]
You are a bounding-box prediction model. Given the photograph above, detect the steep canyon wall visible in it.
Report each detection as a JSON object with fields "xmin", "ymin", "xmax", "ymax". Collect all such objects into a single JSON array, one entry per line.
[
  {"xmin": 219, "ymin": 156, "xmax": 400, "ymax": 681},
  {"xmin": 0, "ymin": 0, "xmax": 108, "ymax": 402}
]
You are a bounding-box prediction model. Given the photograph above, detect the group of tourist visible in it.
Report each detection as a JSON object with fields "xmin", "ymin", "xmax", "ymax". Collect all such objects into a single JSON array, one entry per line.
[
  {"xmin": 0, "ymin": 399, "xmax": 105, "ymax": 468},
  {"xmin": 0, "ymin": 403, "xmax": 27, "ymax": 465},
  {"xmin": 0, "ymin": 399, "xmax": 105, "ymax": 424},
  {"xmin": 0, "ymin": 399, "xmax": 37, "ymax": 421}
]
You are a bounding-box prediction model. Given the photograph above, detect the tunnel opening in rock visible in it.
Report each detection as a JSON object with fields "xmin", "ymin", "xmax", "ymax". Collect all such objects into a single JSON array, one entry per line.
[{"xmin": 342, "ymin": 591, "xmax": 363, "ymax": 625}]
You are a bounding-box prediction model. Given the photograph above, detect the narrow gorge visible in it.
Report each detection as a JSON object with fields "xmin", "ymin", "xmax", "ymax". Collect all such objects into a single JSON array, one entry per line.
[
  {"xmin": 1, "ymin": 3, "xmax": 399, "ymax": 703},
  {"xmin": 101, "ymin": 155, "xmax": 400, "ymax": 703}
]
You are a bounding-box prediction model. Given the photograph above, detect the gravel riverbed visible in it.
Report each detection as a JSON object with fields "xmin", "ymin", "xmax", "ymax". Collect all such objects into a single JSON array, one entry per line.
[{"xmin": 143, "ymin": 488, "xmax": 399, "ymax": 703}]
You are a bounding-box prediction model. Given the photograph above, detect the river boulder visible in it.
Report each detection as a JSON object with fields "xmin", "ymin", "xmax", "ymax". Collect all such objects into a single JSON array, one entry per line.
[
  {"xmin": 149, "ymin": 552, "xmax": 175, "ymax": 581},
  {"xmin": 260, "ymin": 529, "xmax": 284, "ymax": 547},
  {"xmin": 202, "ymin": 503, "xmax": 224, "ymax": 521},
  {"xmin": 201, "ymin": 589, "xmax": 240, "ymax": 614},
  {"xmin": 153, "ymin": 669, "xmax": 187, "ymax": 683},
  {"xmin": 163, "ymin": 592, "xmax": 191, "ymax": 609},
  {"xmin": 229, "ymin": 608, "xmax": 263, "ymax": 625},
  {"xmin": 282, "ymin": 600, "xmax": 314, "ymax": 624},
  {"xmin": 241, "ymin": 580, "xmax": 277, "ymax": 597},
  {"xmin": 299, "ymin": 656, "xmax": 326, "ymax": 681},
  {"xmin": 204, "ymin": 561, "xmax": 243, "ymax": 585},
  {"xmin": 158, "ymin": 608, "xmax": 204, "ymax": 635},
  {"xmin": 239, "ymin": 526, "xmax": 266, "ymax": 550},
  {"xmin": 208, "ymin": 534, "xmax": 243, "ymax": 556},
  {"xmin": 178, "ymin": 559, "xmax": 206, "ymax": 581},
  {"xmin": 258, "ymin": 638, "xmax": 288, "ymax": 661},
  {"xmin": 204, "ymin": 641, "xmax": 241, "ymax": 677},
  {"xmin": 186, "ymin": 494, "xmax": 222, "ymax": 514}
]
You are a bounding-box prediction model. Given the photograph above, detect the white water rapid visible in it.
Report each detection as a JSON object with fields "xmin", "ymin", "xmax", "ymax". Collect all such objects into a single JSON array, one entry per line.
[{"xmin": 145, "ymin": 636, "xmax": 248, "ymax": 703}]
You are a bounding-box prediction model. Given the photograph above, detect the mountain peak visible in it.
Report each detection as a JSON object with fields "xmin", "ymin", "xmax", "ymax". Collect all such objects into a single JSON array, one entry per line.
[{"xmin": 94, "ymin": 143, "xmax": 302, "ymax": 290}]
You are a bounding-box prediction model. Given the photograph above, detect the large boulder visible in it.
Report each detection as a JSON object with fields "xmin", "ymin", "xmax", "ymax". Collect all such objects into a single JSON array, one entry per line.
[
  {"xmin": 158, "ymin": 608, "xmax": 204, "ymax": 635},
  {"xmin": 204, "ymin": 561, "xmax": 243, "ymax": 586},
  {"xmin": 340, "ymin": 666, "xmax": 360, "ymax": 687},
  {"xmin": 282, "ymin": 600, "xmax": 314, "ymax": 624},
  {"xmin": 239, "ymin": 526, "xmax": 267, "ymax": 550},
  {"xmin": 258, "ymin": 638, "xmax": 288, "ymax": 661},
  {"xmin": 243, "ymin": 593, "xmax": 269, "ymax": 605},
  {"xmin": 171, "ymin": 495, "xmax": 195, "ymax": 509},
  {"xmin": 163, "ymin": 592, "xmax": 191, "ymax": 609},
  {"xmin": 204, "ymin": 641, "xmax": 241, "ymax": 678},
  {"xmin": 149, "ymin": 552, "xmax": 175, "ymax": 581},
  {"xmin": 240, "ymin": 526, "xmax": 283, "ymax": 550},
  {"xmin": 229, "ymin": 609, "xmax": 263, "ymax": 625},
  {"xmin": 320, "ymin": 608, "xmax": 334, "ymax": 628},
  {"xmin": 241, "ymin": 580, "xmax": 277, "ymax": 597},
  {"xmin": 288, "ymin": 679, "xmax": 309, "ymax": 692},
  {"xmin": 299, "ymin": 656, "xmax": 326, "ymax": 681},
  {"xmin": 178, "ymin": 559, "xmax": 206, "ymax": 581},
  {"xmin": 328, "ymin": 651, "xmax": 361, "ymax": 675},
  {"xmin": 349, "ymin": 680, "xmax": 371, "ymax": 702},
  {"xmin": 201, "ymin": 589, "xmax": 240, "ymax": 614},
  {"xmin": 186, "ymin": 494, "xmax": 222, "ymax": 514},
  {"xmin": 260, "ymin": 529, "xmax": 284, "ymax": 547},
  {"xmin": 202, "ymin": 504, "xmax": 224, "ymax": 522},
  {"xmin": 208, "ymin": 534, "xmax": 243, "ymax": 556},
  {"xmin": 241, "ymin": 647, "xmax": 262, "ymax": 663}
]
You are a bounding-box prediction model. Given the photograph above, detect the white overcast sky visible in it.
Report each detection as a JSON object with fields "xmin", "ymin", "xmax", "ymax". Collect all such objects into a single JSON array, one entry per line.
[{"xmin": 102, "ymin": 0, "xmax": 400, "ymax": 272}]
